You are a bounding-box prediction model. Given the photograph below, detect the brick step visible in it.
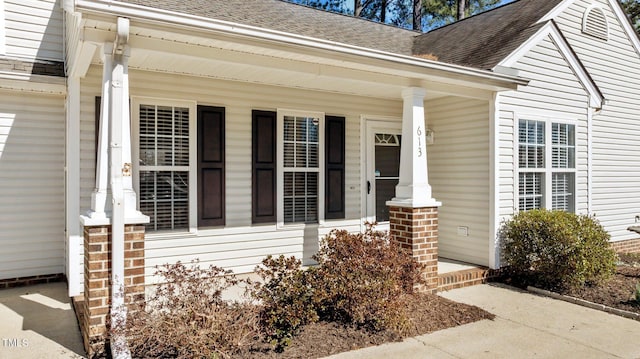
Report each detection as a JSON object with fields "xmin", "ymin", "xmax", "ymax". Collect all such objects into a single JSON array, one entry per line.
[{"xmin": 437, "ymin": 267, "xmax": 498, "ymax": 292}]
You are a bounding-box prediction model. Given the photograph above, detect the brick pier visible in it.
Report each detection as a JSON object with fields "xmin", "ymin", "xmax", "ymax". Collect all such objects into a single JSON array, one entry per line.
[
  {"xmin": 79, "ymin": 224, "xmax": 145, "ymax": 357},
  {"xmin": 389, "ymin": 206, "xmax": 439, "ymax": 293}
]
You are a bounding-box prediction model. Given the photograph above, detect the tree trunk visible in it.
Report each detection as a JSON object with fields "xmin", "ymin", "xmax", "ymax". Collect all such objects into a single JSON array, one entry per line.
[
  {"xmin": 457, "ymin": 0, "xmax": 467, "ymax": 20},
  {"xmin": 380, "ymin": 0, "xmax": 388, "ymax": 23},
  {"xmin": 355, "ymin": 0, "xmax": 364, "ymax": 17},
  {"xmin": 413, "ymin": 0, "xmax": 422, "ymax": 30}
]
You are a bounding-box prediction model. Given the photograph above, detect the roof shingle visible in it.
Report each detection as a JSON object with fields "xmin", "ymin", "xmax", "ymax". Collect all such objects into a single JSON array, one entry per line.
[
  {"xmin": 117, "ymin": 0, "xmax": 564, "ymax": 70},
  {"xmin": 413, "ymin": 0, "xmax": 564, "ymax": 69},
  {"xmin": 119, "ymin": 0, "xmax": 418, "ymax": 55}
]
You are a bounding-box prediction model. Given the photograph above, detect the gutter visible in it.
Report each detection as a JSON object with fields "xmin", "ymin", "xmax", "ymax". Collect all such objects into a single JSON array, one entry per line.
[{"xmin": 72, "ymin": 0, "xmax": 528, "ymax": 89}]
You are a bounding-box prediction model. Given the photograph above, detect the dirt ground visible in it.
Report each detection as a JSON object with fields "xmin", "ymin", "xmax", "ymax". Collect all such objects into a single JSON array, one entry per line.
[
  {"xmin": 239, "ymin": 293, "xmax": 494, "ymax": 359},
  {"xmin": 563, "ymin": 253, "xmax": 640, "ymax": 315}
]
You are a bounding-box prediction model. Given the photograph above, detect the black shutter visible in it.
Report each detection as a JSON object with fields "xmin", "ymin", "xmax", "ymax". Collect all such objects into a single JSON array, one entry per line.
[
  {"xmin": 325, "ymin": 116, "xmax": 345, "ymax": 219},
  {"xmin": 252, "ymin": 110, "xmax": 277, "ymax": 223},
  {"xmin": 198, "ymin": 106, "xmax": 225, "ymax": 227}
]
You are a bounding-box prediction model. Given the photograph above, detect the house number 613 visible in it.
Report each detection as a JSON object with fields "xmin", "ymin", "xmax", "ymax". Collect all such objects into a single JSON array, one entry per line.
[{"xmin": 417, "ymin": 126, "xmax": 423, "ymax": 157}]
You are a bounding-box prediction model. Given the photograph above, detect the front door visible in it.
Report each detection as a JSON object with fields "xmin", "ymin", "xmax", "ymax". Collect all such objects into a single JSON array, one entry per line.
[{"xmin": 365, "ymin": 120, "xmax": 402, "ymax": 227}]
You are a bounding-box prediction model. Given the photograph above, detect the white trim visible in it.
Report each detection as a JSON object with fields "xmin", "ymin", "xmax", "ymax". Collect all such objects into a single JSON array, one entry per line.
[
  {"xmin": 74, "ymin": 0, "xmax": 526, "ymax": 89},
  {"xmin": 0, "ymin": 72, "xmax": 66, "ymax": 94},
  {"xmin": 66, "ymin": 77, "xmax": 82, "ymax": 297},
  {"xmin": 131, "ymin": 97, "xmax": 198, "ymax": 233},
  {"xmin": 0, "ymin": 0, "xmax": 5, "ymax": 55},
  {"xmin": 538, "ymin": 0, "xmax": 574, "ymax": 23},
  {"xmin": 498, "ymin": 21, "xmax": 604, "ymax": 109},
  {"xmin": 69, "ymin": 41, "xmax": 97, "ymax": 78},
  {"xmin": 489, "ymin": 93, "xmax": 500, "ymax": 269},
  {"xmin": 276, "ymin": 109, "xmax": 325, "ymax": 228},
  {"xmin": 362, "ymin": 117, "xmax": 402, "ymax": 228},
  {"xmin": 608, "ymin": 0, "xmax": 640, "ymax": 58}
]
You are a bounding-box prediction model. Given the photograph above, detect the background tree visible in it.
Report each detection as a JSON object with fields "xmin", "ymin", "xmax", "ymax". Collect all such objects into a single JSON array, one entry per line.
[
  {"xmin": 620, "ymin": 0, "xmax": 640, "ymax": 34},
  {"xmin": 289, "ymin": 0, "xmax": 504, "ymax": 31}
]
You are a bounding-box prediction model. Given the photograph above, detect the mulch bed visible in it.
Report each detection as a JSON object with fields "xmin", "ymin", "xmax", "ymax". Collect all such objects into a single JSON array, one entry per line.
[
  {"xmin": 498, "ymin": 253, "xmax": 640, "ymax": 316},
  {"xmin": 562, "ymin": 253, "xmax": 640, "ymax": 315},
  {"xmin": 238, "ymin": 293, "xmax": 494, "ymax": 359}
]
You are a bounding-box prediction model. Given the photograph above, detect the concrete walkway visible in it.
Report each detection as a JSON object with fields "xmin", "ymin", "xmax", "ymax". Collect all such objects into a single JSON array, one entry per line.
[
  {"xmin": 2, "ymin": 282, "xmax": 640, "ymax": 358},
  {"xmin": 327, "ymin": 283, "xmax": 640, "ymax": 359},
  {"xmin": 0, "ymin": 282, "xmax": 85, "ymax": 359}
]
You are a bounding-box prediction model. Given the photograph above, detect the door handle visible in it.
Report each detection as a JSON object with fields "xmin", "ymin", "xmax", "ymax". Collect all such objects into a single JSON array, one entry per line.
[{"xmin": 367, "ymin": 181, "xmax": 371, "ymax": 194}]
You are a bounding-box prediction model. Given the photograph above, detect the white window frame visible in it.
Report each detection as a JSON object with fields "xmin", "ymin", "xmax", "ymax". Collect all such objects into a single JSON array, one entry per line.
[
  {"xmin": 131, "ymin": 97, "xmax": 198, "ymax": 233},
  {"xmin": 276, "ymin": 109, "xmax": 325, "ymax": 228},
  {"xmin": 515, "ymin": 114, "xmax": 577, "ymax": 213},
  {"xmin": 0, "ymin": 0, "xmax": 5, "ymax": 55}
]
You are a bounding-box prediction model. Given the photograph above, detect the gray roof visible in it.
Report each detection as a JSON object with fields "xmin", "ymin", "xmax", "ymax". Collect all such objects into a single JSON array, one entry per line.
[
  {"xmin": 119, "ymin": 0, "xmax": 418, "ymax": 55},
  {"xmin": 118, "ymin": 0, "xmax": 563, "ymax": 70},
  {"xmin": 413, "ymin": 0, "xmax": 564, "ymax": 69}
]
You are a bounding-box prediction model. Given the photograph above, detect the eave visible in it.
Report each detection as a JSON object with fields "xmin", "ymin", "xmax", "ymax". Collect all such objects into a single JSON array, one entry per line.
[{"xmin": 67, "ymin": 0, "xmax": 528, "ymax": 100}]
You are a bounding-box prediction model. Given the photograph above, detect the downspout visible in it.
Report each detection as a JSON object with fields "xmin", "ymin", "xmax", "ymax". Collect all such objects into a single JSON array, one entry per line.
[
  {"xmin": 109, "ymin": 17, "xmax": 131, "ymax": 359},
  {"xmin": 587, "ymin": 105, "xmax": 593, "ymax": 215},
  {"xmin": 489, "ymin": 92, "xmax": 500, "ymax": 269}
]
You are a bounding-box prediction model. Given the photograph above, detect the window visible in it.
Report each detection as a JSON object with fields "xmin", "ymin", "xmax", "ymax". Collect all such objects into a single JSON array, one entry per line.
[
  {"xmin": 133, "ymin": 99, "xmax": 196, "ymax": 231},
  {"xmin": 252, "ymin": 111, "xmax": 344, "ymax": 225},
  {"xmin": 278, "ymin": 111, "xmax": 324, "ymax": 225},
  {"xmin": 518, "ymin": 119, "xmax": 575, "ymax": 212}
]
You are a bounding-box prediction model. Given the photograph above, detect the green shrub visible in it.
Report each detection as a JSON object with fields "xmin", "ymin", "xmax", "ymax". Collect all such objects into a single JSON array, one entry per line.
[
  {"xmin": 499, "ymin": 209, "xmax": 616, "ymax": 290},
  {"xmin": 252, "ymin": 255, "xmax": 318, "ymax": 351},
  {"xmin": 125, "ymin": 261, "xmax": 261, "ymax": 359},
  {"xmin": 311, "ymin": 225, "xmax": 423, "ymax": 334}
]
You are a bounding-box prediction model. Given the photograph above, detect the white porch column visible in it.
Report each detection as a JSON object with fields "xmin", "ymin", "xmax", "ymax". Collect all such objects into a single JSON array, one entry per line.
[
  {"xmin": 114, "ymin": 37, "xmax": 142, "ymax": 221},
  {"xmin": 388, "ymin": 87, "xmax": 440, "ymax": 207},
  {"xmin": 84, "ymin": 43, "xmax": 113, "ymax": 223},
  {"xmin": 387, "ymin": 87, "xmax": 441, "ymax": 293}
]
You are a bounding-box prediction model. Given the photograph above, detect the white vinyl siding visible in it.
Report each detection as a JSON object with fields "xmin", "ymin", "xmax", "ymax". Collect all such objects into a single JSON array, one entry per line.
[
  {"xmin": 555, "ymin": 0, "xmax": 640, "ymax": 242},
  {"xmin": 0, "ymin": 91, "xmax": 65, "ymax": 280},
  {"xmin": 426, "ymin": 97, "xmax": 491, "ymax": 267},
  {"xmin": 4, "ymin": 0, "xmax": 63, "ymax": 61},
  {"xmin": 498, "ymin": 34, "xmax": 589, "ymax": 223},
  {"xmin": 79, "ymin": 66, "xmax": 401, "ymax": 278},
  {"xmin": 0, "ymin": 0, "xmax": 5, "ymax": 55}
]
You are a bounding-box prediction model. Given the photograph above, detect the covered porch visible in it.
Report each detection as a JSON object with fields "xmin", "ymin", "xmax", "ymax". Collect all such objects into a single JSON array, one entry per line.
[{"xmin": 65, "ymin": 8, "xmax": 524, "ymax": 290}]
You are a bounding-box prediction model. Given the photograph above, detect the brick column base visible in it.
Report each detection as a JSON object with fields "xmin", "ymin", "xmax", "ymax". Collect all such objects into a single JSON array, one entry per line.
[
  {"xmin": 82, "ymin": 224, "xmax": 145, "ymax": 357},
  {"xmin": 610, "ymin": 238, "xmax": 640, "ymax": 253},
  {"xmin": 389, "ymin": 206, "xmax": 439, "ymax": 293}
]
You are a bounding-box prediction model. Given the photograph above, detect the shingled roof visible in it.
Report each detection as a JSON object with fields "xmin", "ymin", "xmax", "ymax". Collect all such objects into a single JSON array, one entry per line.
[
  {"xmin": 118, "ymin": 0, "xmax": 563, "ymax": 71},
  {"xmin": 413, "ymin": 0, "xmax": 564, "ymax": 69},
  {"xmin": 119, "ymin": 0, "xmax": 418, "ymax": 55}
]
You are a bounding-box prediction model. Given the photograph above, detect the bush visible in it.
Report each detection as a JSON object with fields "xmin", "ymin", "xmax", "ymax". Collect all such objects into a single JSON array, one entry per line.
[
  {"xmin": 499, "ymin": 209, "xmax": 616, "ymax": 290},
  {"xmin": 125, "ymin": 261, "xmax": 261, "ymax": 359},
  {"xmin": 252, "ymin": 255, "xmax": 318, "ymax": 351},
  {"xmin": 311, "ymin": 225, "xmax": 424, "ymax": 334},
  {"xmin": 250, "ymin": 225, "xmax": 424, "ymax": 351}
]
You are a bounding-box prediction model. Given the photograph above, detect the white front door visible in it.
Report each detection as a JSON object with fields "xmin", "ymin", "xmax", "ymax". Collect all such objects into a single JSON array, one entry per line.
[{"xmin": 365, "ymin": 120, "xmax": 402, "ymax": 228}]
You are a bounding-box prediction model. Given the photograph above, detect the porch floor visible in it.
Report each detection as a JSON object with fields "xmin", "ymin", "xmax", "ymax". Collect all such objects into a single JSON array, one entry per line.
[{"xmin": 437, "ymin": 258, "xmax": 496, "ymax": 292}]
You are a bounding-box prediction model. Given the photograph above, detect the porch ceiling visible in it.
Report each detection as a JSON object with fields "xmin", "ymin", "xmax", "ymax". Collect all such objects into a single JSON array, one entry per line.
[{"xmin": 79, "ymin": 15, "xmax": 516, "ymax": 101}]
